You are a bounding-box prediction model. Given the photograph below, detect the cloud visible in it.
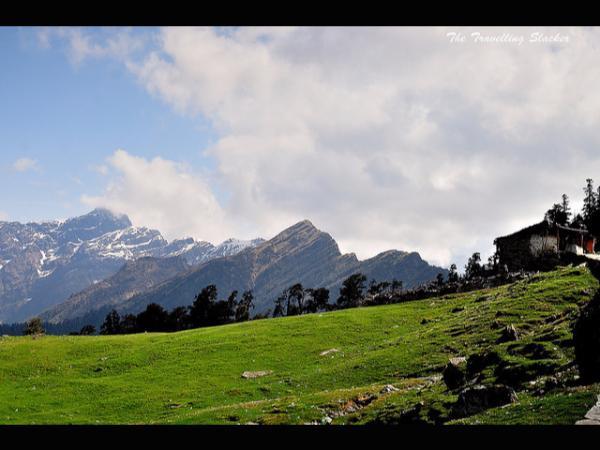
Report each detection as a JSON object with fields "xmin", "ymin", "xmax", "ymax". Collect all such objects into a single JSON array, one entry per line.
[
  {"xmin": 35, "ymin": 27, "xmax": 146, "ymax": 66},
  {"xmin": 0, "ymin": 211, "xmax": 7, "ymax": 221},
  {"xmin": 91, "ymin": 164, "xmax": 109, "ymax": 176},
  {"xmin": 64, "ymin": 27, "xmax": 600, "ymax": 266},
  {"xmin": 81, "ymin": 149, "xmax": 232, "ymax": 243},
  {"xmin": 12, "ymin": 158, "xmax": 40, "ymax": 173}
]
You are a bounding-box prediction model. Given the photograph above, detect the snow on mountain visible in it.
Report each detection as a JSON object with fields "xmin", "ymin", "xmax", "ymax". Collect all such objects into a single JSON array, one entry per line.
[
  {"xmin": 0, "ymin": 209, "xmax": 263, "ymax": 322},
  {"xmin": 210, "ymin": 238, "xmax": 266, "ymax": 259}
]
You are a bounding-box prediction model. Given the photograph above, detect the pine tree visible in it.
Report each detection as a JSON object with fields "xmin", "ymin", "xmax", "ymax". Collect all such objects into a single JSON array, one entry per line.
[
  {"xmin": 583, "ymin": 179, "xmax": 597, "ymax": 224},
  {"xmin": 337, "ymin": 273, "xmax": 367, "ymax": 309},
  {"xmin": 448, "ymin": 264, "xmax": 459, "ymax": 283},
  {"xmin": 273, "ymin": 293, "xmax": 286, "ymax": 317},
  {"xmin": 561, "ymin": 194, "xmax": 571, "ymax": 223},
  {"xmin": 464, "ymin": 253, "xmax": 482, "ymax": 280},
  {"xmin": 189, "ymin": 285, "xmax": 218, "ymax": 328},
  {"xmin": 235, "ymin": 290, "xmax": 254, "ymax": 322},
  {"xmin": 100, "ymin": 310, "xmax": 122, "ymax": 335}
]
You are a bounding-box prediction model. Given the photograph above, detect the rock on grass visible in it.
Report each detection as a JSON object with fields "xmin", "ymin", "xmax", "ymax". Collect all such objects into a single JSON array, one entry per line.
[
  {"xmin": 451, "ymin": 385, "xmax": 518, "ymax": 418},
  {"xmin": 442, "ymin": 357, "xmax": 467, "ymax": 390},
  {"xmin": 241, "ymin": 370, "xmax": 273, "ymax": 379}
]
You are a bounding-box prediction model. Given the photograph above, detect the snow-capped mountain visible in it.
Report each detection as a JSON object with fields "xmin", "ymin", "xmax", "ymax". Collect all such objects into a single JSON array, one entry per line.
[
  {"xmin": 41, "ymin": 220, "xmax": 447, "ymax": 327},
  {"xmin": 0, "ymin": 209, "xmax": 264, "ymax": 323}
]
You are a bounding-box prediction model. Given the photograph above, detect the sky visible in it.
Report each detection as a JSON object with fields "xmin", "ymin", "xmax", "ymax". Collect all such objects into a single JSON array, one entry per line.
[{"xmin": 2, "ymin": 26, "xmax": 600, "ymax": 268}]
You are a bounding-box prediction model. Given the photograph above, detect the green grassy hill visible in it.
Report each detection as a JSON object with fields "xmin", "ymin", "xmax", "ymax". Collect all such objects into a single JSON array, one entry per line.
[{"xmin": 1, "ymin": 266, "xmax": 599, "ymax": 425}]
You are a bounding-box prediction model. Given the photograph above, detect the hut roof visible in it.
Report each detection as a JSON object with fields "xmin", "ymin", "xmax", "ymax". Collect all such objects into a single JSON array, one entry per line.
[{"xmin": 494, "ymin": 219, "xmax": 590, "ymax": 244}]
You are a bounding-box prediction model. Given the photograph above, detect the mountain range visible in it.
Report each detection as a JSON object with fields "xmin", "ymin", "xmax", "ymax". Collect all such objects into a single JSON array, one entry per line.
[
  {"xmin": 1, "ymin": 209, "xmax": 447, "ymax": 326},
  {"xmin": 0, "ymin": 209, "xmax": 263, "ymax": 323},
  {"xmin": 40, "ymin": 219, "xmax": 448, "ymax": 326}
]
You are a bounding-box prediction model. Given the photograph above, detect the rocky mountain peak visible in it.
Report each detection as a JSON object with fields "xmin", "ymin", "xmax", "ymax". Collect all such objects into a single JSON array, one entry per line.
[
  {"xmin": 0, "ymin": 210, "xmax": 264, "ymax": 322},
  {"xmin": 267, "ymin": 220, "xmax": 324, "ymax": 245}
]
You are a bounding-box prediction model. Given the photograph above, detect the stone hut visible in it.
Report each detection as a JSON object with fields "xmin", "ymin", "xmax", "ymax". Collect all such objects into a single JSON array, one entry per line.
[{"xmin": 494, "ymin": 219, "xmax": 596, "ymax": 271}]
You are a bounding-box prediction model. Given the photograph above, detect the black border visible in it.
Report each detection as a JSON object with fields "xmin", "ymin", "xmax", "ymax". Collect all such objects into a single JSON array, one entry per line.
[
  {"xmin": 1, "ymin": 4, "xmax": 598, "ymax": 441},
  {"xmin": 0, "ymin": 4, "xmax": 596, "ymax": 26}
]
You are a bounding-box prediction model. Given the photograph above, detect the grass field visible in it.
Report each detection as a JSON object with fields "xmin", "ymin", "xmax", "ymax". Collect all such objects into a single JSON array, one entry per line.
[{"xmin": 1, "ymin": 266, "xmax": 598, "ymax": 424}]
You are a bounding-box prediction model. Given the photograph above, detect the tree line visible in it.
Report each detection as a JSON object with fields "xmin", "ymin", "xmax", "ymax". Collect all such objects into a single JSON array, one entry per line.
[
  {"xmin": 13, "ymin": 263, "xmax": 482, "ymax": 337},
  {"xmin": 12, "ymin": 250, "xmax": 512, "ymax": 337},
  {"xmin": 99, "ymin": 287, "xmax": 256, "ymax": 334},
  {"xmin": 97, "ymin": 273, "xmax": 411, "ymax": 335},
  {"xmin": 545, "ymin": 178, "xmax": 600, "ymax": 243}
]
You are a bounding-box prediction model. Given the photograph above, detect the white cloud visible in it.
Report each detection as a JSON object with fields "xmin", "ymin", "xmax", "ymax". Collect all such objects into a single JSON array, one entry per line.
[
  {"xmin": 36, "ymin": 27, "xmax": 146, "ymax": 66},
  {"xmin": 12, "ymin": 158, "xmax": 40, "ymax": 173},
  {"xmin": 91, "ymin": 164, "xmax": 109, "ymax": 176},
  {"xmin": 66, "ymin": 27, "xmax": 600, "ymax": 266},
  {"xmin": 0, "ymin": 211, "xmax": 7, "ymax": 221},
  {"xmin": 81, "ymin": 149, "xmax": 232, "ymax": 243}
]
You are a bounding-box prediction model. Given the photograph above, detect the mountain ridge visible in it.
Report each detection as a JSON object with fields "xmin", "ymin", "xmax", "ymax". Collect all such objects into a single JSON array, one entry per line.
[
  {"xmin": 0, "ymin": 209, "xmax": 264, "ymax": 322},
  {"xmin": 42, "ymin": 219, "xmax": 447, "ymax": 324}
]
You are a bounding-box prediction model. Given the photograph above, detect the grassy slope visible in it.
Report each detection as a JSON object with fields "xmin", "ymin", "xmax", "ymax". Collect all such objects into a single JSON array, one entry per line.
[{"xmin": 0, "ymin": 266, "xmax": 598, "ymax": 425}]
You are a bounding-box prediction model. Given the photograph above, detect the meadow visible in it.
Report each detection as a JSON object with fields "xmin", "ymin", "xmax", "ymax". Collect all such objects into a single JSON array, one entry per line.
[{"xmin": 0, "ymin": 266, "xmax": 598, "ymax": 424}]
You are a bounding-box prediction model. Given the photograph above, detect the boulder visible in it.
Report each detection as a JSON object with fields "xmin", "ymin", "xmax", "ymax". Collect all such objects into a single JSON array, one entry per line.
[
  {"xmin": 442, "ymin": 356, "xmax": 467, "ymax": 390},
  {"xmin": 451, "ymin": 384, "xmax": 518, "ymax": 417},
  {"xmin": 575, "ymin": 419, "xmax": 600, "ymax": 425},
  {"xmin": 241, "ymin": 370, "xmax": 273, "ymax": 379},
  {"xmin": 380, "ymin": 384, "xmax": 399, "ymax": 394},
  {"xmin": 584, "ymin": 396, "xmax": 600, "ymax": 422},
  {"xmin": 394, "ymin": 402, "xmax": 426, "ymax": 424},
  {"xmin": 319, "ymin": 348, "xmax": 340, "ymax": 356},
  {"xmin": 368, "ymin": 401, "xmax": 428, "ymax": 425},
  {"xmin": 574, "ymin": 292, "xmax": 600, "ymax": 382},
  {"xmin": 497, "ymin": 324, "xmax": 519, "ymax": 343},
  {"xmin": 321, "ymin": 416, "xmax": 333, "ymax": 425},
  {"xmin": 466, "ymin": 350, "xmax": 501, "ymax": 377}
]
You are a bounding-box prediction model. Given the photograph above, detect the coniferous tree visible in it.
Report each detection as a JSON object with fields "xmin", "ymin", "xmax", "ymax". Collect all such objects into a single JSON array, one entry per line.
[
  {"xmin": 100, "ymin": 310, "xmax": 122, "ymax": 335},
  {"xmin": 168, "ymin": 306, "xmax": 190, "ymax": 331},
  {"xmin": 227, "ymin": 290, "xmax": 238, "ymax": 320},
  {"xmin": 189, "ymin": 285, "xmax": 218, "ymax": 328},
  {"xmin": 120, "ymin": 314, "xmax": 138, "ymax": 334},
  {"xmin": 337, "ymin": 273, "xmax": 367, "ymax": 309},
  {"xmin": 273, "ymin": 293, "xmax": 286, "ymax": 317},
  {"xmin": 571, "ymin": 213, "xmax": 586, "ymax": 229},
  {"xmin": 436, "ymin": 273, "xmax": 445, "ymax": 287},
  {"xmin": 304, "ymin": 287, "xmax": 330, "ymax": 313},
  {"xmin": 545, "ymin": 203, "xmax": 569, "ymax": 226},
  {"xmin": 391, "ymin": 278, "xmax": 403, "ymax": 295},
  {"xmin": 136, "ymin": 303, "xmax": 169, "ymax": 332},
  {"xmin": 368, "ymin": 279, "xmax": 381, "ymax": 296},
  {"xmin": 235, "ymin": 290, "xmax": 254, "ymax": 322},
  {"xmin": 209, "ymin": 299, "xmax": 233, "ymax": 325},
  {"xmin": 287, "ymin": 283, "xmax": 304, "ymax": 316},
  {"xmin": 448, "ymin": 264, "xmax": 459, "ymax": 283},
  {"xmin": 561, "ymin": 194, "xmax": 571, "ymax": 224},
  {"xmin": 464, "ymin": 253, "xmax": 482, "ymax": 280},
  {"xmin": 583, "ymin": 179, "xmax": 597, "ymax": 225}
]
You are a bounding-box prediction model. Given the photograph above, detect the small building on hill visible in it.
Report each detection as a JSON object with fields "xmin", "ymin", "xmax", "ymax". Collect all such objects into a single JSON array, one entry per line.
[{"xmin": 494, "ymin": 219, "xmax": 596, "ymax": 271}]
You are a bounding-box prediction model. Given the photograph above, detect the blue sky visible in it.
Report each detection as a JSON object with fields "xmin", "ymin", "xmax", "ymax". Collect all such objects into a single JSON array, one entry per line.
[{"xmin": 0, "ymin": 27, "xmax": 216, "ymax": 223}]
